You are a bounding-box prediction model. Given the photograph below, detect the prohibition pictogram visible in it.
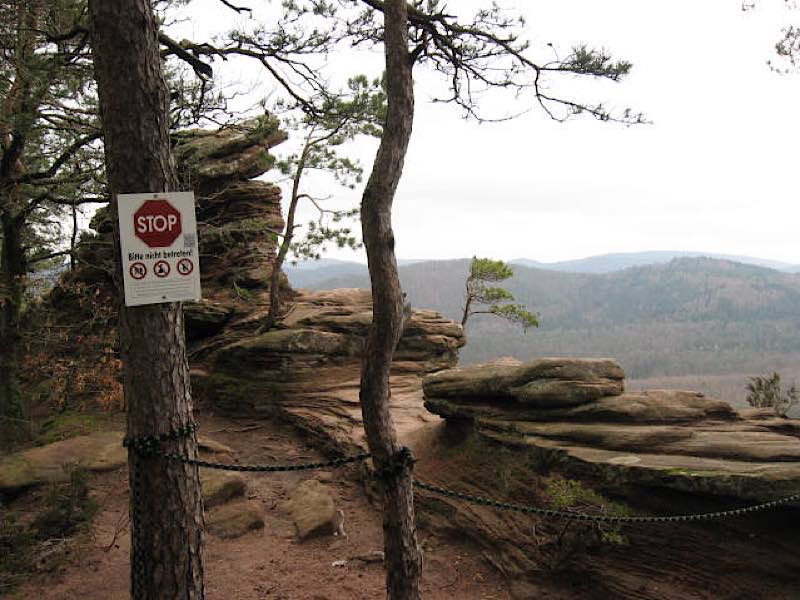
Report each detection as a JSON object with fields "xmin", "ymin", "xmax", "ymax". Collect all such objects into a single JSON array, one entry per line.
[
  {"xmin": 176, "ymin": 258, "xmax": 194, "ymax": 276},
  {"xmin": 153, "ymin": 260, "xmax": 171, "ymax": 278},
  {"xmin": 129, "ymin": 262, "xmax": 147, "ymax": 280}
]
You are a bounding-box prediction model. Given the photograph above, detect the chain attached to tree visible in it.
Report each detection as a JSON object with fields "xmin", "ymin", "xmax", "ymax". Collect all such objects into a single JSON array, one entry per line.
[
  {"xmin": 124, "ymin": 422, "xmax": 371, "ymax": 471},
  {"xmin": 123, "ymin": 421, "xmax": 200, "ymax": 454},
  {"xmin": 130, "ymin": 457, "xmax": 146, "ymax": 600},
  {"xmin": 373, "ymin": 446, "xmax": 416, "ymax": 480}
]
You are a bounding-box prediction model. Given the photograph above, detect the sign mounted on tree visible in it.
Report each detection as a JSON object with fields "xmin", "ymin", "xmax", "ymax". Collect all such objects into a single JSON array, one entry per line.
[{"xmin": 118, "ymin": 191, "xmax": 201, "ymax": 306}]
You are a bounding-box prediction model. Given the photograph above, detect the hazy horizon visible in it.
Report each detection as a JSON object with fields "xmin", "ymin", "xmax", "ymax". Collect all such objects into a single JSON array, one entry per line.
[
  {"xmin": 118, "ymin": 2, "xmax": 800, "ymax": 267},
  {"xmin": 286, "ymin": 249, "xmax": 800, "ymax": 269}
]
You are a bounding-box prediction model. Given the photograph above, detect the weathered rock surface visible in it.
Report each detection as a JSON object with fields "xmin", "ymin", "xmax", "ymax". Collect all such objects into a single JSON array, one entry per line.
[
  {"xmin": 423, "ymin": 357, "xmax": 625, "ymax": 407},
  {"xmin": 200, "ymin": 470, "xmax": 247, "ymax": 509},
  {"xmin": 197, "ymin": 435, "xmax": 236, "ymax": 456},
  {"xmin": 206, "ymin": 499, "xmax": 265, "ymax": 539},
  {"xmin": 284, "ymin": 479, "xmax": 337, "ymax": 540},
  {"xmin": 0, "ymin": 432, "xmax": 126, "ymax": 494},
  {"xmin": 424, "ymin": 359, "xmax": 800, "ymax": 501},
  {"xmin": 203, "ymin": 288, "xmax": 465, "ymax": 449},
  {"xmin": 174, "ymin": 117, "xmax": 287, "ymax": 309}
]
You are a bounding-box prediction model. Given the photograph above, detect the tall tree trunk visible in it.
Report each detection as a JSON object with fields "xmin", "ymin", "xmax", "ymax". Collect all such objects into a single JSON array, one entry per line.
[
  {"xmin": 88, "ymin": 1, "xmax": 205, "ymax": 598},
  {"xmin": 358, "ymin": 1, "xmax": 422, "ymax": 599},
  {"xmin": 0, "ymin": 210, "xmax": 24, "ymax": 419}
]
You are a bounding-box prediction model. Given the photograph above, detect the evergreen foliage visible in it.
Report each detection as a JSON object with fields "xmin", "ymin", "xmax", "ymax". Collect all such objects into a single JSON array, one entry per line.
[{"xmin": 461, "ymin": 257, "xmax": 539, "ymax": 332}]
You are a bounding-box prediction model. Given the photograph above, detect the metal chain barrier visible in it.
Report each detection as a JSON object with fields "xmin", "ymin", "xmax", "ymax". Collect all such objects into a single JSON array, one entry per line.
[
  {"xmin": 124, "ymin": 423, "xmax": 800, "ymax": 534},
  {"xmin": 158, "ymin": 451, "xmax": 373, "ymax": 472},
  {"xmin": 122, "ymin": 422, "xmax": 800, "ymax": 596},
  {"xmin": 412, "ymin": 480, "xmax": 800, "ymax": 524}
]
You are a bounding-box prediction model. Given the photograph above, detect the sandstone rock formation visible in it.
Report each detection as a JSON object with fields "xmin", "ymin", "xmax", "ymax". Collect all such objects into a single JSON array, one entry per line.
[
  {"xmin": 423, "ymin": 358, "xmax": 800, "ymax": 501},
  {"xmin": 55, "ymin": 116, "xmax": 289, "ymax": 342},
  {"xmin": 198, "ymin": 288, "xmax": 465, "ymax": 456},
  {"xmin": 173, "ymin": 117, "xmax": 287, "ymax": 308}
]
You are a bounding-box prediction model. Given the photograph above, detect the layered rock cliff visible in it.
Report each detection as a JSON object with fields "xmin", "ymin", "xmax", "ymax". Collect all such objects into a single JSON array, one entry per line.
[
  {"xmin": 423, "ymin": 358, "xmax": 800, "ymax": 501},
  {"xmin": 199, "ymin": 288, "xmax": 465, "ymax": 454}
]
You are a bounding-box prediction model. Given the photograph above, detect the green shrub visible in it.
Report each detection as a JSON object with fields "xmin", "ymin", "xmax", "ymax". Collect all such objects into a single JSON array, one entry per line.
[
  {"xmin": 542, "ymin": 476, "xmax": 630, "ymax": 571},
  {"xmin": 746, "ymin": 372, "xmax": 798, "ymax": 417}
]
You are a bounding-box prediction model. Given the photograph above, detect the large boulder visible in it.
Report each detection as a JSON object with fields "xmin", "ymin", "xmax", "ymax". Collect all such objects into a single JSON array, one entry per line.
[{"xmin": 200, "ymin": 470, "xmax": 247, "ymax": 509}]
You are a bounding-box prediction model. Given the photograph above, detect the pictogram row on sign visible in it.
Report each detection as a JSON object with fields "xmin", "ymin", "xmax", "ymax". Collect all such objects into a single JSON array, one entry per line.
[{"xmin": 128, "ymin": 258, "xmax": 194, "ymax": 280}]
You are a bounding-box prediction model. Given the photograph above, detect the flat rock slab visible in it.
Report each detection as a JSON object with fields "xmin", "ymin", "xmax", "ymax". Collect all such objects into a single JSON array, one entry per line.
[
  {"xmin": 484, "ymin": 430, "xmax": 800, "ymax": 501},
  {"xmin": 425, "ymin": 389, "xmax": 737, "ymax": 424},
  {"xmin": 0, "ymin": 431, "xmax": 126, "ymax": 494},
  {"xmin": 206, "ymin": 499, "xmax": 264, "ymax": 539},
  {"xmin": 424, "ymin": 357, "xmax": 800, "ymax": 501},
  {"xmin": 423, "ymin": 357, "xmax": 625, "ymax": 407},
  {"xmin": 284, "ymin": 479, "xmax": 336, "ymax": 540},
  {"xmin": 487, "ymin": 420, "xmax": 800, "ymax": 463}
]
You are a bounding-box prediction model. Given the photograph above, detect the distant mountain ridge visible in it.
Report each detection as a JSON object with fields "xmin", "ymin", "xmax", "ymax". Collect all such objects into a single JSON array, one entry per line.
[
  {"xmin": 284, "ymin": 251, "xmax": 800, "ymax": 287},
  {"xmin": 286, "ymin": 255, "xmax": 800, "ymax": 380},
  {"xmin": 510, "ymin": 251, "xmax": 800, "ymax": 274}
]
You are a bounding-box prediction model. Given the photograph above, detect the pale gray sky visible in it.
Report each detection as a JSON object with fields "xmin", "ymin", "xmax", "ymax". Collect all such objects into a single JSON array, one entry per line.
[{"xmin": 174, "ymin": 0, "xmax": 800, "ymax": 265}]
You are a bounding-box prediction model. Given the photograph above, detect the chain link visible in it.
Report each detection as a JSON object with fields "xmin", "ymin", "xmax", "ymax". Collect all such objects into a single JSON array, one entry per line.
[
  {"xmin": 373, "ymin": 446, "xmax": 416, "ymax": 480},
  {"xmin": 413, "ymin": 480, "xmax": 800, "ymax": 524},
  {"xmin": 130, "ymin": 453, "xmax": 146, "ymax": 599},
  {"xmin": 156, "ymin": 450, "xmax": 372, "ymax": 472}
]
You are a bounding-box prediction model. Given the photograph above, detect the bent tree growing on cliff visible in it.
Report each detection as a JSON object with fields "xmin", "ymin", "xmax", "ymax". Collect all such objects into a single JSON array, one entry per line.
[{"xmin": 461, "ymin": 257, "xmax": 539, "ymax": 333}]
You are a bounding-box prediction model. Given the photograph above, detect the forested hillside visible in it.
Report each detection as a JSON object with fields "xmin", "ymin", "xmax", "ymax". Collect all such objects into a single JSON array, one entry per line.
[{"xmin": 297, "ymin": 257, "xmax": 800, "ymax": 379}]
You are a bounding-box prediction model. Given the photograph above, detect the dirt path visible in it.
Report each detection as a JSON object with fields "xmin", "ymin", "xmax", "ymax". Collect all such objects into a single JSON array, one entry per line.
[{"xmin": 13, "ymin": 414, "xmax": 510, "ymax": 600}]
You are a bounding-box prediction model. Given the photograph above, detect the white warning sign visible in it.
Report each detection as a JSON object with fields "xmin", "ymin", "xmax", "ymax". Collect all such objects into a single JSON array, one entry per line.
[{"xmin": 118, "ymin": 191, "xmax": 201, "ymax": 307}]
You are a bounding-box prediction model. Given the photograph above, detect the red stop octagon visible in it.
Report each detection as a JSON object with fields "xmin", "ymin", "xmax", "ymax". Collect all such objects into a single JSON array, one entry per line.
[{"xmin": 133, "ymin": 199, "xmax": 182, "ymax": 248}]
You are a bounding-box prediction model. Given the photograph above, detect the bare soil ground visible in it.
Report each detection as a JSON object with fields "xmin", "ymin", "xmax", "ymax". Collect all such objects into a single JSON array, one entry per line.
[
  {"xmin": 9, "ymin": 413, "xmax": 510, "ymax": 600},
  {"xmin": 8, "ymin": 411, "xmax": 800, "ymax": 600}
]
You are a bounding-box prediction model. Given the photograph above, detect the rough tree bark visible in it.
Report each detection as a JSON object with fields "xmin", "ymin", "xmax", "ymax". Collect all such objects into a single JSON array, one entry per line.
[
  {"xmin": 358, "ymin": 1, "xmax": 422, "ymax": 599},
  {"xmin": 88, "ymin": 1, "xmax": 205, "ymax": 598},
  {"xmin": 0, "ymin": 211, "xmax": 24, "ymax": 418}
]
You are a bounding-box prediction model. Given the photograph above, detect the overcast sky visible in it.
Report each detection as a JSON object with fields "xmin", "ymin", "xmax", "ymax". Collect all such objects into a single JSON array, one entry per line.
[{"xmin": 174, "ymin": 0, "xmax": 800, "ymax": 265}]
